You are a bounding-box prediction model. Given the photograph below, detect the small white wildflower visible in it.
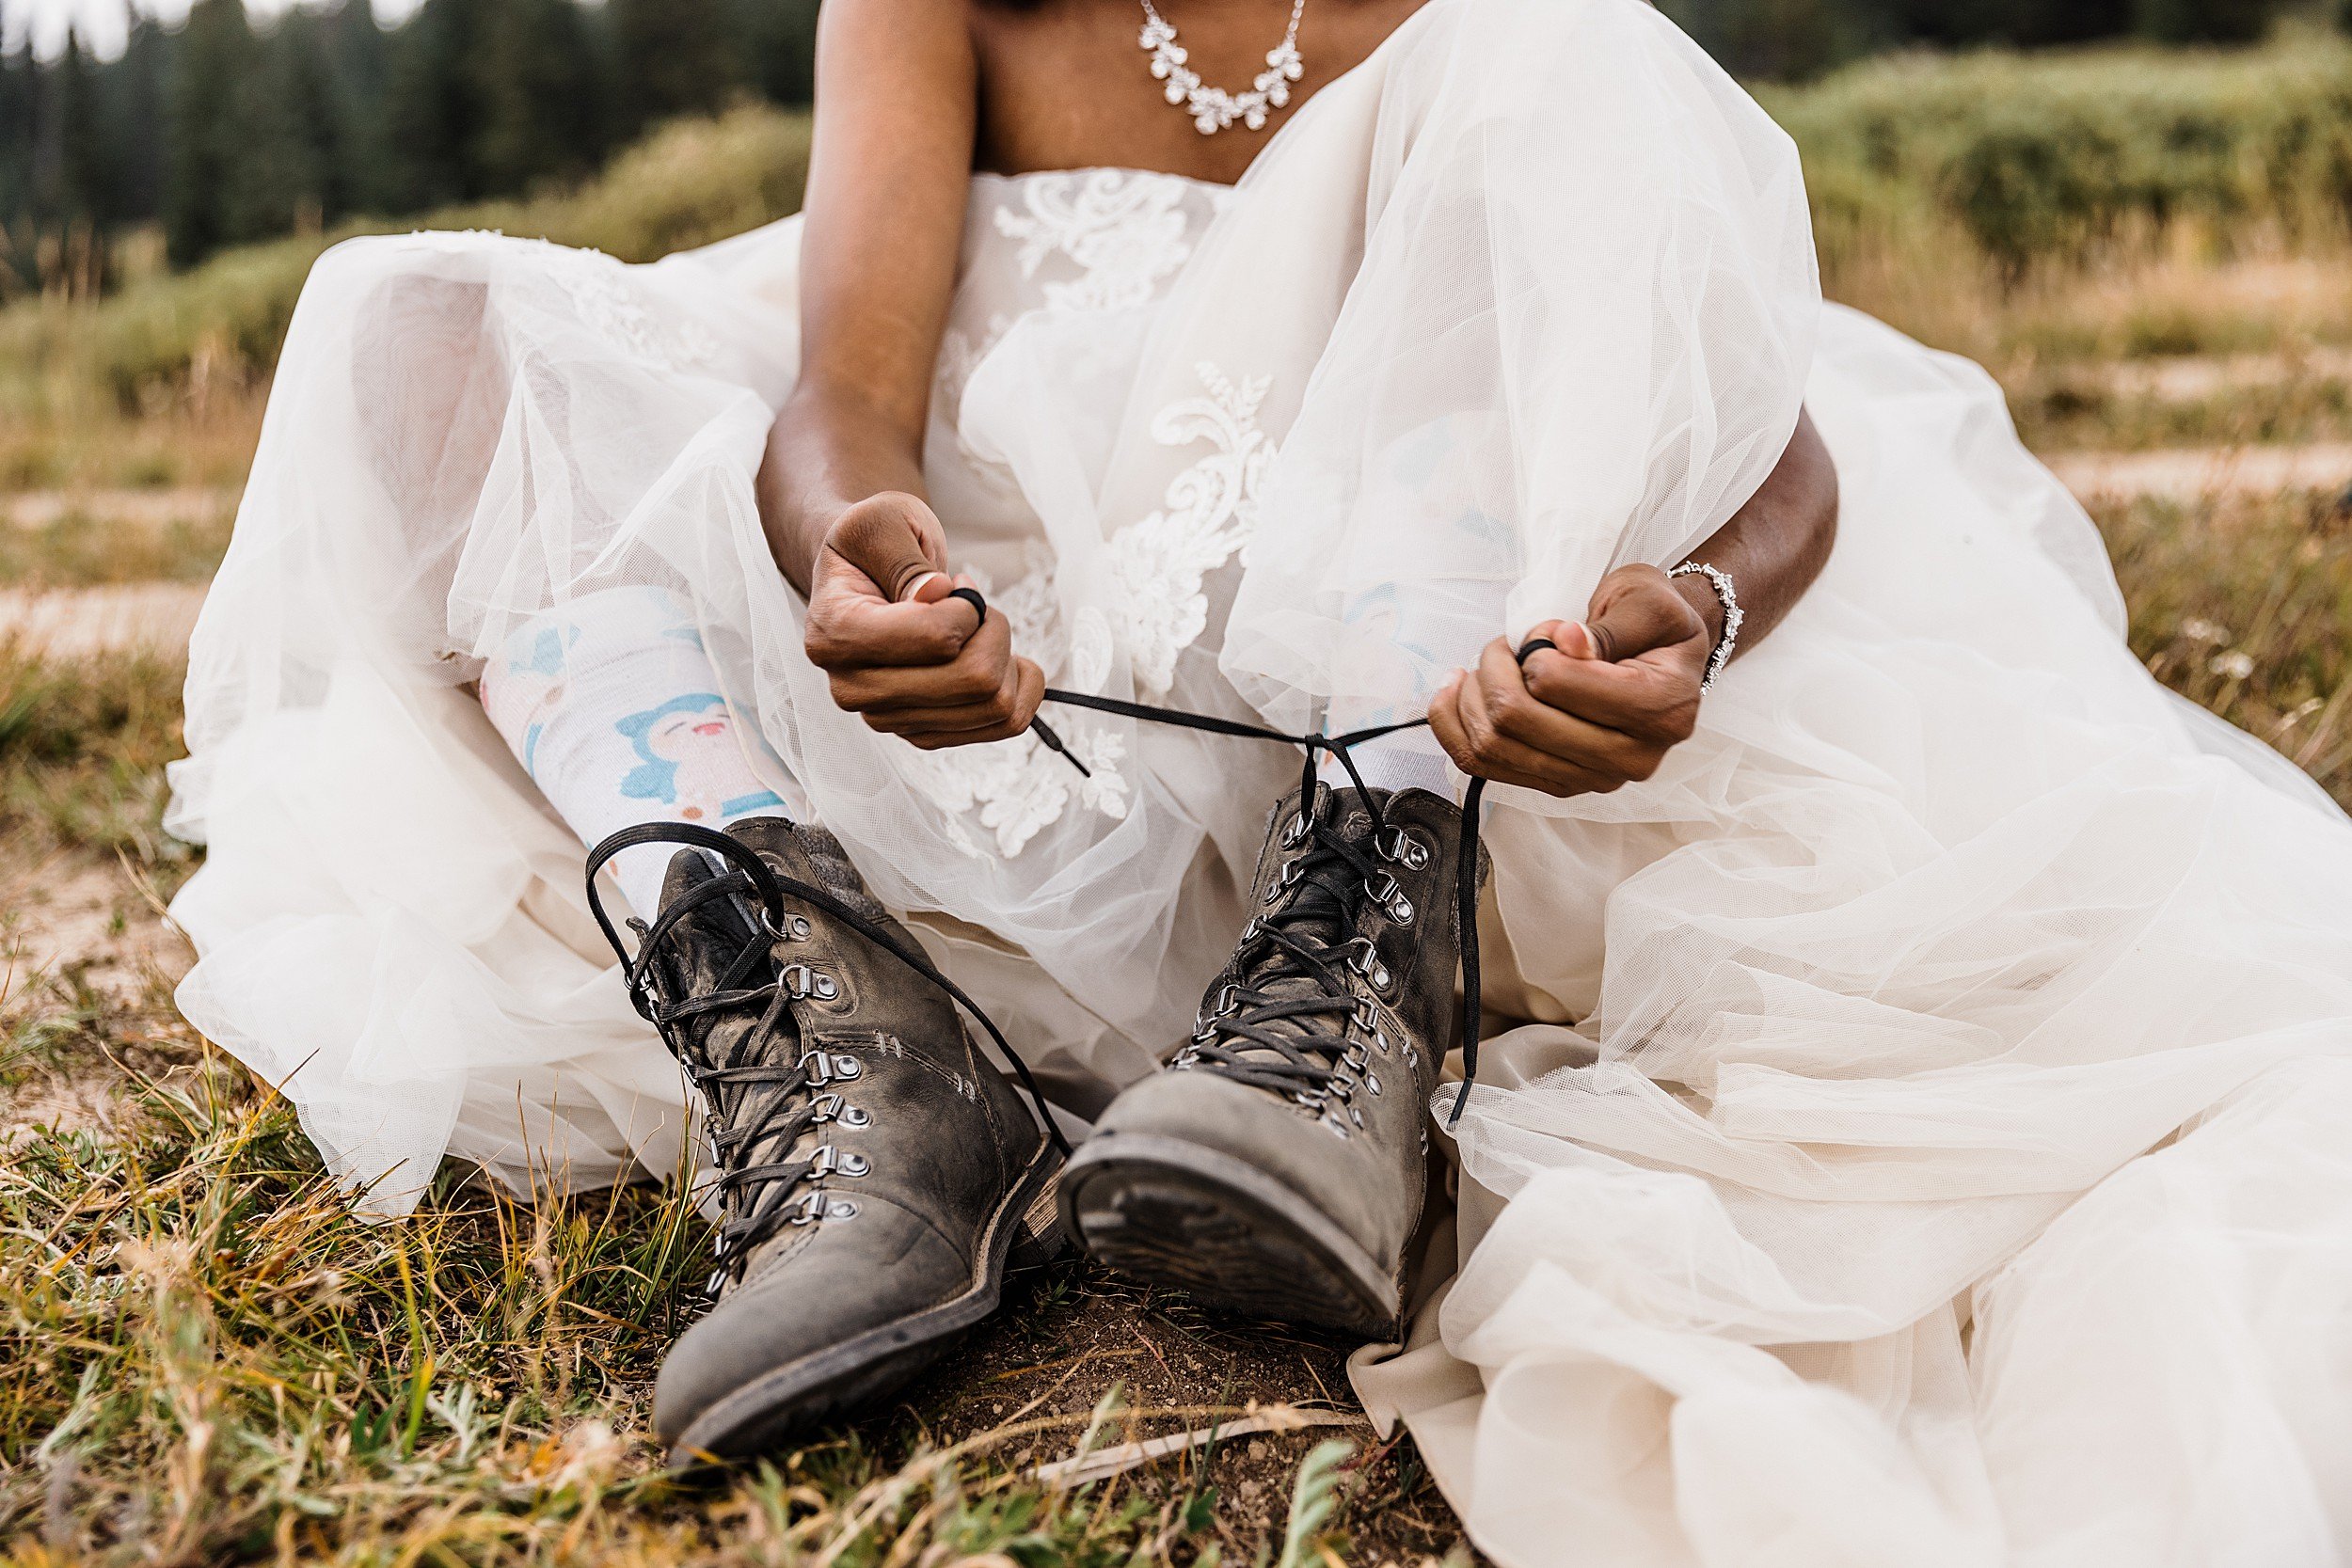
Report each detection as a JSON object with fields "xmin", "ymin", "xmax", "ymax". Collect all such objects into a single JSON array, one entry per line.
[
  {"xmin": 2209, "ymin": 651, "xmax": 2256, "ymax": 681},
  {"xmin": 2181, "ymin": 618, "xmax": 2230, "ymax": 645}
]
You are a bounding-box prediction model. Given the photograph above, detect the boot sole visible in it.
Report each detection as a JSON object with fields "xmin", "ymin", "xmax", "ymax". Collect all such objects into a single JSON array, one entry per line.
[
  {"xmin": 1059, "ymin": 1132, "xmax": 1401, "ymax": 1339},
  {"xmin": 667, "ymin": 1140, "xmax": 1063, "ymax": 1465}
]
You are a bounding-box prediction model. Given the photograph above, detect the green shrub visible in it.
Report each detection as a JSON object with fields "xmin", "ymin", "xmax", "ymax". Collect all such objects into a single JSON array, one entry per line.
[
  {"xmin": 0, "ymin": 104, "xmax": 811, "ymax": 415},
  {"xmin": 1770, "ymin": 35, "xmax": 2352, "ymax": 273}
]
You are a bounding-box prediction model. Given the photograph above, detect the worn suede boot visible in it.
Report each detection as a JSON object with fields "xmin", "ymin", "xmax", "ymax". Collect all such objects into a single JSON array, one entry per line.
[
  {"xmin": 588, "ymin": 816, "xmax": 1063, "ymax": 1461},
  {"xmin": 1060, "ymin": 783, "xmax": 1484, "ymax": 1338}
]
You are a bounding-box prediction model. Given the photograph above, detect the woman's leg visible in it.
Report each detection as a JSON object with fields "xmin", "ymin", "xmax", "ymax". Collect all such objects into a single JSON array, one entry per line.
[{"xmin": 478, "ymin": 584, "xmax": 805, "ymax": 920}]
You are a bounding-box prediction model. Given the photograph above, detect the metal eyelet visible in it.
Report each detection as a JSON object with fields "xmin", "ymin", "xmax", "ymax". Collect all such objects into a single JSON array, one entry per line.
[
  {"xmin": 784, "ymin": 1193, "xmax": 858, "ymax": 1226},
  {"xmin": 810, "ymin": 1146, "xmax": 869, "ymax": 1179},
  {"xmin": 1376, "ymin": 827, "xmax": 1432, "ymax": 870},
  {"xmin": 1280, "ymin": 811, "xmax": 1312, "ymax": 849},
  {"xmin": 1195, "ymin": 982, "xmax": 1241, "ymax": 1037},
  {"xmin": 1365, "ymin": 871, "xmax": 1415, "ymax": 926},
  {"xmin": 783, "ymin": 964, "xmax": 839, "ymax": 1002},
  {"xmin": 1364, "ymin": 1071, "xmax": 1383, "ymax": 1097},
  {"xmin": 800, "ymin": 1051, "xmax": 864, "ymax": 1085},
  {"xmin": 812, "ymin": 1092, "xmax": 870, "ymax": 1129},
  {"xmin": 763, "ymin": 908, "xmax": 814, "ymax": 942},
  {"xmin": 1265, "ymin": 858, "xmax": 1308, "ymax": 903},
  {"xmin": 1346, "ymin": 939, "xmax": 1392, "ymax": 991}
]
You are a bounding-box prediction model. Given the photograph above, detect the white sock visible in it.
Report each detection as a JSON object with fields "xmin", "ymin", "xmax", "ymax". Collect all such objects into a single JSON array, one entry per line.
[
  {"xmin": 1317, "ymin": 731, "xmax": 1458, "ymax": 800},
  {"xmin": 480, "ymin": 586, "xmax": 804, "ymax": 921}
]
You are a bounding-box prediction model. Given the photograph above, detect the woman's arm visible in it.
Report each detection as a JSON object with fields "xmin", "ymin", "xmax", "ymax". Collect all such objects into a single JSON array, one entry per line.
[
  {"xmin": 1428, "ymin": 409, "xmax": 1839, "ymax": 797},
  {"xmin": 760, "ymin": 0, "xmax": 1044, "ymax": 748}
]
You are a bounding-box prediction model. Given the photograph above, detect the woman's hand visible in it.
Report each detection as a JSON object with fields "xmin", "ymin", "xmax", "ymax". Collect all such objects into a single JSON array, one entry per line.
[
  {"xmin": 1427, "ymin": 564, "xmax": 1715, "ymax": 798},
  {"xmin": 802, "ymin": 491, "xmax": 1044, "ymax": 748}
]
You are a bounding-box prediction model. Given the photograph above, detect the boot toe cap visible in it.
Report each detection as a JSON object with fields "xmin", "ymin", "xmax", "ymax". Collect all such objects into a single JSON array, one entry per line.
[
  {"xmin": 1089, "ymin": 1069, "xmax": 1411, "ymax": 1270},
  {"xmin": 654, "ymin": 1198, "xmax": 970, "ymax": 1453}
]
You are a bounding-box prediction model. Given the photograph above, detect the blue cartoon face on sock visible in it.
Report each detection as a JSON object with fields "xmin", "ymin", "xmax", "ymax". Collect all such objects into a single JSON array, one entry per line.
[{"xmin": 616, "ymin": 693, "xmax": 784, "ymax": 824}]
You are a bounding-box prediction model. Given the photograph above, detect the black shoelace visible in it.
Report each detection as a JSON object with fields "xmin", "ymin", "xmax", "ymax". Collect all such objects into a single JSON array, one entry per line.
[
  {"xmin": 585, "ymin": 819, "xmax": 1073, "ymax": 1293},
  {"xmin": 1177, "ymin": 790, "xmax": 1418, "ymax": 1120},
  {"xmin": 1035, "ymin": 685, "xmax": 1492, "ymax": 1126},
  {"xmin": 586, "ymin": 600, "xmax": 1531, "ymax": 1275},
  {"xmin": 964, "ymin": 572, "xmax": 1536, "ymax": 1127}
]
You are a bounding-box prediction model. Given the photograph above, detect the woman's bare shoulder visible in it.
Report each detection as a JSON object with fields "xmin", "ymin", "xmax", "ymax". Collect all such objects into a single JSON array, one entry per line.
[{"xmin": 817, "ymin": 0, "xmax": 979, "ymax": 98}]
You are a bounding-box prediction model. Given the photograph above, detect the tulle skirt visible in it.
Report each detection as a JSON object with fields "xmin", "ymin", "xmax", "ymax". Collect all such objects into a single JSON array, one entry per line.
[{"xmin": 167, "ymin": 0, "xmax": 2352, "ymax": 1560}]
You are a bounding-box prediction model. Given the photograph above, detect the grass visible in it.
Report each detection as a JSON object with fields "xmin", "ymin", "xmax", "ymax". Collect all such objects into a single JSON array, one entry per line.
[
  {"xmin": 2007, "ymin": 358, "xmax": 2352, "ymax": 451},
  {"xmin": 0, "ymin": 974, "xmax": 1458, "ymax": 1565},
  {"xmin": 0, "ymin": 647, "xmax": 191, "ymax": 866},
  {"xmin": 2095, "ymin": 485, "xmax": 2352, "ymax": 792},
  {"xmin": 0, "ymin": 508, "xmax": 236, "ymax": 592}
]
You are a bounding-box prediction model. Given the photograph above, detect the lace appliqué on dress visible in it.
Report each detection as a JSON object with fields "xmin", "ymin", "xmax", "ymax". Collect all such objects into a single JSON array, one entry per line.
[
  {"xmin": 908, "ymin": 723, "xmax": 1131, "ymax": 861},
  {"xmin": 907, "ymin": 361, "xmax": 1271, "ymax": 858},
  {"xmin": 905, "ymin": 546, "xmax": 1132, "ymax": 860},
  {"xmin": 911, "ymin": 177, "xmax": 1266, "ymax": 859},
  {"xmin": 993, "ymin": 169, "xmax": 1200, "ymax": 312},
  {"xmin": 536, "ymin": 243, "xmax": 721, "ymax": 372},
  {"xmin": 1109, "ymin": 362, "xmax": 1272, "ymax": 698}
]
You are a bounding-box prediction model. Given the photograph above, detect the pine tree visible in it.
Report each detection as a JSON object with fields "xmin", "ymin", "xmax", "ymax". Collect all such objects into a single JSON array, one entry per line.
[
  {"xmin": 732, "ymin": 0, "xmax": 821, "ymax": 107},
  {"xmin": 1882, "ymin": 0, "xmax": 2134, "ymax": 47},
  {"xmin": 608, "ymin": 0, "xmax": 739, "ymax": 141},
  {"xmin": 0, "ymin": 36, "xmax": 35, "ymax": 291},
  {"xmin": 1659, "ymin": 0, "xmax": 1883, "ymax": 78},
  {"xmin": 322, "ymin": 0, "xmax": 396, "ymax": 213},
  {"xmin": 24, "ymin": 29, "xmax": 116, "ymax": 292},
  {"xmin": 167, "ymin": 0, "xmax": 259, "ymax": 266},
  {"xmin": 382, "ymin": 0, "xmax": 609, "ymax": 211},
  {"xmin": 230, "ymin": 8, "xmax": 344, "ymax": 239},
  {"xmin": 468, "ymin": 0, "xmax": 607, "ymax": 196},
  {"xmin": 2132, "ymin": 0, "xmax": 2288, "ymax": 41},
  {"xmin": 103, "ymin": 13, "xmax": 172, "ymax": 228},
  {"xmin": 379, "ymin": 0, "xmax": 474, "ymax": 210}
]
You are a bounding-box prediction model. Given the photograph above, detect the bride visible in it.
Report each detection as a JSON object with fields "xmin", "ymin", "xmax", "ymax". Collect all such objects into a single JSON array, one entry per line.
[{"xmin": 167, "ymin": 0, "xmax": 2352, "ymax": 1560}]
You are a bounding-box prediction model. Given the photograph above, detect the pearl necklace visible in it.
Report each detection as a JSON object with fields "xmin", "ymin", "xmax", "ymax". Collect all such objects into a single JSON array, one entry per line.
[{"xmin": 1137, "ymin": 0, "xmax": 1308, "ymax": 136}]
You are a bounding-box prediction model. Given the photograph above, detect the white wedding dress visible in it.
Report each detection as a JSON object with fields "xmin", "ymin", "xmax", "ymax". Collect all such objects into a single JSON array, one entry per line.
[{"xmin": 167, "ymin": 0, "xmax": 2352, "ymax": 1560}]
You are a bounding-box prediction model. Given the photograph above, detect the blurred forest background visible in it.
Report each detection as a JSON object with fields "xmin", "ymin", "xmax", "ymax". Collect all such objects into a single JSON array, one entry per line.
[
  {"xmin": 0, "ymin": 0, "xmax": 2335, "ymax": 299},
  {"xmin": 0, "ymin": 0, "xmax": 818, "ymax": 293}
]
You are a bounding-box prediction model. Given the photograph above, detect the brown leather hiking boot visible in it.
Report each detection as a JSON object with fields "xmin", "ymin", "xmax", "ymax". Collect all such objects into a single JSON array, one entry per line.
[
  {"xmin": 1059, "ymin": 783, "xmax": 1484, "ymax": 1338},
  {"xmin": 587, "ymin": 816, "xmax": 1064, "ymax": 1462}
]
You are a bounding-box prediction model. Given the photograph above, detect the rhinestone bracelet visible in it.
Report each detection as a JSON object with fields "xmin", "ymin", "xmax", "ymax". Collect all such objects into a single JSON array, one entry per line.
[{"xmin": 1670, "ymin": 561, "xmax": 1741, "ymax": 691}]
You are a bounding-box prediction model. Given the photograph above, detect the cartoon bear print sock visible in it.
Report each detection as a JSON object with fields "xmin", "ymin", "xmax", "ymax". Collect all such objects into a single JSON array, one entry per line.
[{"xmin": 480, "ymin": 586, "xmax": 805, "ymax": 921}]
